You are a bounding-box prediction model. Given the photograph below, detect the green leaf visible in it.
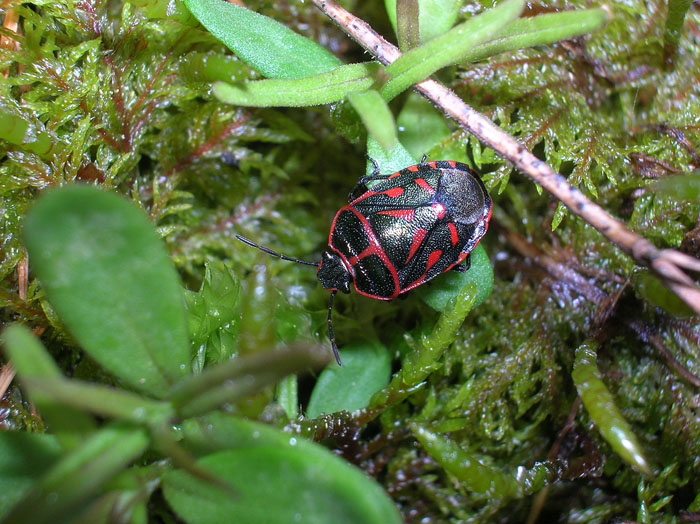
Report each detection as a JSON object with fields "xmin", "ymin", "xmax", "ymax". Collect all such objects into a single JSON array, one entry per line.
[
  {"xmin": 396, "ymin": 93, "xmax": 452, "ymax": 159},
  {"xmin": 180, "ymin": 52, "xmax": 250, "ymax": 84},
  {"xmin": 0, "ymin": 108, "xmax": 55, "ymax": 158},
  {"xmin": 416, "ymin": 244, "xmax": 493, "ymax": 311},
  {"xmin": 632, "ymin": 269, "xmax": 694, "ymax": 317},
  {"xmin": 411, "ymin": 423, "xmax": 522, "ymax": 497},
  {"xmin": 1, "ymin": 324, "xmax": 96, "ymax": 448},
  {"xmin": 129, "ymin": 0, "xmax": 196, "ymax": 23},
  {"xmin": 169, "ymin": 343, "xmax": 330, "ymax": 418},
  {"xmin": 184, "ymin": 262, "xmax": 241, "ymax": 367},
  {"xmin": 276, "ymin": 374, "xmax": 299, "ymax": 419},
  {"xmin": 184, "ymin": 0, "xmax": 341, "ymax": 79},
  {"xmin": 366, "ymin": 137, "xmax": 416, "ymax": 177},
  {"xmin": 572, "ymin": 341, "xmax": 653, "ymax": 476},
  {"xmin": 396, "ymin": 0, "xmax": 420, "ymax": 51},
  {"xmin": 371, "ymin": 282, "xmax": 477, "ymax": 408},
  {"xmin": 663, "ymin": 0, "xmax": 693, "ymax": 64},
  {"xmin": 23, "ymin": 185, "xmax": 190, "ymax": 398},
  {"xmin": 3, "ymin": 424, "xmax": 149, "ymax": 524},
  {"xmin": 652, "ymin": 172, "xmax": 700, "ymax": 200},
  {"xmin": 381, "ymin": 0, "xmax": 525, "ymax": 100},
  {"xmin": 24, "ymin": 377, "xmax": 174, "ymax": 426},
  {"xmin": 463, "ymin": 8, "xmax": 611, "ymax": 63},
  {"xmin": 163, "ymin": 416, "xmax": 402, "ymax": 524},
  {"xmin": 213, "ymin": 63, "xmax": 379, "ymax": 107},
  {"xmin": 385, "ymin": 0, "xmax": 463, "ymax": 44},
  {"xmin": 347, "ymin": 90, "xmax": 398, "ymax": 152},
  {"xmin": 0, "ymin": 432, "xmax": 61, "ymax": 520},
  {"xmin": 306, "ymin": 340, "xmax": 392, "ymax": 418}
]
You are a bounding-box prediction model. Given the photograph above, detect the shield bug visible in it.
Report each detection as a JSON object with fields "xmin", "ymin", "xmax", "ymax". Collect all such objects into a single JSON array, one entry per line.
[{"xmin": 237, "ymin": 159, "xmax": 492, "ymax": 365}]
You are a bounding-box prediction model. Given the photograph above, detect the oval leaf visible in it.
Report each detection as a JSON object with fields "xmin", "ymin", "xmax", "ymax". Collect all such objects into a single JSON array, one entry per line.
[
  {"xmin": 416, "ymin": 244, "xmax": 493, "ymax": 311},
  {"xmin": 184, "ymin": 0, "xmax": 341, "ymax": 79},
  {"xmin": 163, "ymin": 416, "xmax": 401, "ymax": 524},
  {"xmin": 23, "ymin": 185, "xmax": 190, "ymax": 398},
  {"xmin": 213, "ymin": 63, "xmax": 379, "ymax": 107},
  {"xmin": 572, "ymin": 341, "xmax": 653, "ymax": 476},
  {"xmin": 307, "ymin": 340, "xmax": 392, "ymax": 418},
  {"xmin": 464, "ymin": 8, "xmax": 610, "ymax": 63},
  {"xmin": 347, "ymin": 90, "xmax": 398, "ymax": 153}
]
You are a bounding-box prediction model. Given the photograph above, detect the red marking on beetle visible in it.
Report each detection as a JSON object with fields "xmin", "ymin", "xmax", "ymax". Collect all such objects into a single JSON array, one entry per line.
[
  {"xmin": 341, "ymin": 207, "xmax": 400, "ymax": 299},
  {"xmin": 431, "ymin": 202, "xmax": 446, "ymax": 219},
  {"xmin": 406, "ymin": 228, "xmax": 428, "ymax": 264},
  {"xmin": 427, "ymin": 250, "xmax": 443, "ymax": 270},
  {"xmin": 378, "ymin": 209, "xmax": 415, "ymax": 221},
  {"xmin": 350, "ymin": 190, "xmax": 377, "ymax": 205},
  {"xmin": 426, "ymin": 161, "xmax": 437, "ymax": 168},
  {"xmin": 415, "ymin": 178, "xmax": 435, "ymax": 194},
  {"xmin": 383, "ymin": 187, "xmax": 404, "ymax": 198},
  {"xmin": 388, "ymin": 172, "xmax": 401, "ymax": 179},
  {"xmin": 448, "ymin": 222, "xmax": 459, "ymax": 246},
  {"xmin": 447, "ymin": 161, "xmax": 456, "ymax": 168},
  {"xmin": 348, "ymin": 245, "xmax": 374, "ymax": 266},
  {"xmin": 406, "ymin": 165, "xmax": 419, "ymax": 173}
]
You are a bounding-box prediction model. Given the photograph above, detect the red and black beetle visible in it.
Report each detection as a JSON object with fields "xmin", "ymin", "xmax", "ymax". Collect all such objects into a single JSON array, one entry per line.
[{"xmin": 237, "ymin": 159, "xmax": 492, "ymax": 366}]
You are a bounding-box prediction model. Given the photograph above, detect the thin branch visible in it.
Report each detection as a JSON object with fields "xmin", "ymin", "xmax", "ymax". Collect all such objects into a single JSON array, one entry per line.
[{"xmin": 310, "ymin": 0, "xmax": 700, "ymax": 316}]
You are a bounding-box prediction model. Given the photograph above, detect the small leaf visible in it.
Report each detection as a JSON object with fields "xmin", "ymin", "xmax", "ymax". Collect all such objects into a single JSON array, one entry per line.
[
  {"xmin": 306, "ymin": 340, "xmax": 392, "ymax": 418},
  {"xmin": 347, "ymin": 90, "xmax": 398, "ymax": 152},
  {"xmin": 381, "ymin": 0, "xmax": 525, "ymax": 100},
  {"xmin": 572, "ymin": 341, "xmax": 653, "ymax": 476},
  {"xmin": 276, "ymin": 374, "xmax": 299, "ymax": 420},
  {"xmin": 396, "ymin": 0, "xmax": 420, "ymax": 51},
  {"xmin": 416, "ymin": 244, "xmax": 493, "ymax": 311},
  {"xmin": 632, "ymin": 270, "xmax": 694, "ymax": 317},
  {"xmin": 180, "ymin": 52, "xmax": 250, "ymax": 84},
  {"xmin": 396, "ymin": 93, "xmax": 452, "ymax": 159},
  {"xmin": 0, "ymin": 432, "xmax": 61, "ymax": 520},
  {"xmin": 0, "ymin": 108, "xmax": 55, "ymax": 158},
  {"xmin": 2, "ymin": 324, "xmax": 96, "ymax": 448},
  {"xmin": 24, "ymin": 377, "xmax": 173, "ymax": 426},
  {"xmin": 23, "ymin": 186, "xmax": 190, "ymax": 398},
  {"xmin": 184, "ymin": 262, "xmax": 241, "ymax": 366},
  {"xmin": 463, "ymin": 8, "xmax": 611, "ymax": 63},
  {"xmin": 663, "ymin": 0, "xmax": 693, "ymax": 65},
  {"xmin": 411, "ymin": 423, "xmax": 522, "ymax": 497},
  {"xmin": 385, "ymin": 0, "xmax": 463, "ymax": 44},
  {"xmin": 170, "ymin": 343, "xmax": 330, "ymax": 418},
  {"xmin": 184, "ymin": 0, "xmax": 341, "ymax": 79},
  {"xmin": 652, "ymin": 172, "xmax": 700, "ymax": 200},
  {"xmin": 213, "ymin": 63, "xmax": 379, "ymax": 107},
  {"xmin": 3, "ymin": 424, "xmax": 149, "ymax": 524},
  {"xmin": 163, "ymin": 416, "xmax": 402, "ymax": 524},
  {"xmin": 366, "ymin": 137, "xmax": 416, "ymax": 178}
]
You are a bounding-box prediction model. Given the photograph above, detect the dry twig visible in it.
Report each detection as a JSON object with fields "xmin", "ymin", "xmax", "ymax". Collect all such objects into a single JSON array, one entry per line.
[{"xmin": 310, "ymin": 0, "xmax": 700, "ymax": 315}]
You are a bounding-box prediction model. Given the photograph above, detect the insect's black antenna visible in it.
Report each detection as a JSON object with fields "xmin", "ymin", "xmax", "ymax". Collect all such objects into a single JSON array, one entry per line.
[
  {"xmin": 236, "ymin": 235, "xmax": 319, "ymax": 267},
  {"xmin": 327, "ymin": 290, "xmax": 342, "ymax": 366}
]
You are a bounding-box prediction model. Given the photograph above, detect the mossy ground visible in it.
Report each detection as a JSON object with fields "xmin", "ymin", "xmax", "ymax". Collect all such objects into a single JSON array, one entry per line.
[{"xmin": 1, "ymin": 0, "xmax": 699, "ymax": 521}]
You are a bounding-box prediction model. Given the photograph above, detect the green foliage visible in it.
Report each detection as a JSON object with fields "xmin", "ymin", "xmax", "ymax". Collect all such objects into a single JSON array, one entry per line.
[
  {"xmin": 23, "ymin": 186, "xmax": 191, "ymax": 398},
  {"xmin": 1, "ymin": 0, "xmax": 699, "ymax": 522},
  {"xmin": 307, "ymin": 340, "xmax": 392, "ymax": 418},
  {"xmin": 572, "ymin": 341, "xmax": 652, "ymax": 475},
  {"xmin": 163, "ymin": 415, "xmax": 402, "ymax": 524}
]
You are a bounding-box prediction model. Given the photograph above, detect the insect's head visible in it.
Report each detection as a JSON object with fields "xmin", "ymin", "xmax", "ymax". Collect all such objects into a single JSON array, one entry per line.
[{"xmin": 316, "ymin": 251, "xmax": 351, "ymax": 294}]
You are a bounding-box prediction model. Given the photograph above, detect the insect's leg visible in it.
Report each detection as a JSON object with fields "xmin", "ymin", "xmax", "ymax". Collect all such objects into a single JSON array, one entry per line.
[
  {"xmin": 348, "ymin": 157, "xmax": 385, "ymax": 201},
  {"xmin": 327, "ymin": 291, "xmax": 342, "ymax": 366},
  {"xmin": 420, "ymin": 154, "xmax": 428, "ymax": 163},
  {"xmin": 451, "ymin": 253, "xmax": 471, "ymax": 272}
]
